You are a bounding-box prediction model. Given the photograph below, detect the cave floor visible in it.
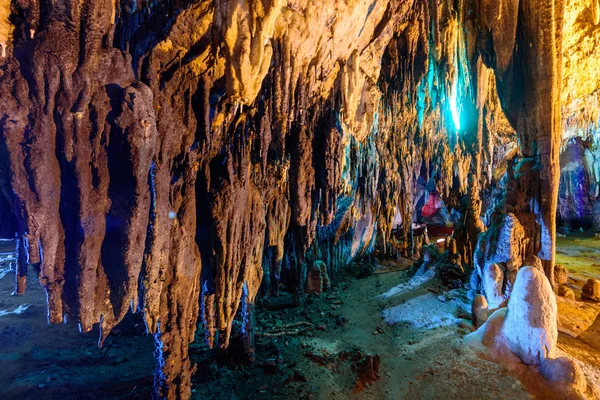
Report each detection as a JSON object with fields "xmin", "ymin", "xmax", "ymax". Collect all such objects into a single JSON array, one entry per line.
[
  {"xmin": 191, "ymin": 235, "xmax": 600, "ymax": 399},
  {"xmin": 0, "ymin": 241, "xmax": 155, "ymax": 399},
  {"xmin": 193, "ymin": 266, "xmax": 532, "ymax": 400},
  {"xmin": 0, "ymin": 236, "xmax": 598, "ymax": 399},
  {"xmin": 556, "ymin": 234, "xmax": 600, "ymax": 281}
]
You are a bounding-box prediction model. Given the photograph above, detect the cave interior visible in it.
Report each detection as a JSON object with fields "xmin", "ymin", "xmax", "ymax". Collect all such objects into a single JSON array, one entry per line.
[{"xmin": 0, "ymin": 0, "xmax": 599, "ymax": 399}]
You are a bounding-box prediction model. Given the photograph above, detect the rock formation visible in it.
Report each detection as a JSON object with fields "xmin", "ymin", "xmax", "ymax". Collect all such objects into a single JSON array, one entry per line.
[
  {"xmin": 472, "ymin": 294, "xmax": 490, "ymax": 328},
  {"xmin": 540, "ymin": 357, "xmax": 588, "ymax": 395},
  {"xmin": 582, "ymin": 279, "xmax": 600, "ymax": 302},
  {"xmin": 467, "ymin": 266, "xmax": 595, "ymax": 398},
  {"xmin": 501, "ymin": 267, "xmax": 558, "ymax": 365},
  {"xmin": 0, "ymin": 0, "xmax": 598, "ymax": 398}
]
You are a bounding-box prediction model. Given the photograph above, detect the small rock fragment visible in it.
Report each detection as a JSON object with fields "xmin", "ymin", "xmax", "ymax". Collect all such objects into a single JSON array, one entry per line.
[
  {"xmin": 264, "ymin": 358, "xmax": 277, "ymax": 367},
  {"xmin": 557, "ymin": 285, "xmax": 575, "ymax": 300},
  {"xmin": 285, "ymin": 370, "xmax": 308, "ymax": 384},
  {"xmin": 472, "ymin": 294, "xmax": 489, "ymax": 328},
  {"xmin": 540, "ymin": 357, "xmax": 586, "ymax": 394},
  {"xmin": 582, "ymin": 279, "xmax": 600, "ymax": 302}
]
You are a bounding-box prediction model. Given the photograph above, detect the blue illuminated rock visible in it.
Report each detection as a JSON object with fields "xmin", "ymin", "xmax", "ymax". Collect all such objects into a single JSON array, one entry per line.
[{"xmin": 501, "ymin": 266, "xmax": 557, "ymax": 365}]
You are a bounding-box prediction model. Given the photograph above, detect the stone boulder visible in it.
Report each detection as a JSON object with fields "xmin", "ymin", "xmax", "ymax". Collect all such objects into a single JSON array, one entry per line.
[
  {"xmin": 472, "ymin": 294, "xmax": 490, "ymax": 328},
  {"xmin": 582, "ymin": 279, "xmax": 600, "ymax": 302},
  {"xmin": 580, "ymin": 314, "xmax": 600, "ymax": 351},
  {"xmin": 306, "ymin": 260, "xmax": 330, "ymax": 295},
  {"xmin": 539, "ymin": 357, "xmax": 587, "ymax": 394},
  {"xmin": 554, "ymin": 264, "xmax": 569, "ymax": 287},
  {"xmin": 483, "ymin": 263, "xmax": 505, "ymax": 309},
  {"xmin": 501, "ymin": 267, "xmax": 557, "ymax": 365},
  {"xmin": 558, "ymin": 285, "xmax": 575, "ymax": 300}
]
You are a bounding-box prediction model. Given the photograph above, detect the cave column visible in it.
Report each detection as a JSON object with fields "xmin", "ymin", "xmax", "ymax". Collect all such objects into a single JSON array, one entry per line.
[
  {"xmin": 490, "ymin": 0, "xmax": 565, "ymax": 285},
  {"xmin": 518, "ymin": 0, "xmax": 564, "ymax": 284}
]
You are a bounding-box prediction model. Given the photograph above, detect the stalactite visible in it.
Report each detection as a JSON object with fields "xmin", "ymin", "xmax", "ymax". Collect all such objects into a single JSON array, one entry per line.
[
  {"xmin": 0, "ymin": 0, "xmax": 11, "ymax": 58},
  {"xmin": 0, "ymin": 0, "xmax": 598, "ymax": 398}
]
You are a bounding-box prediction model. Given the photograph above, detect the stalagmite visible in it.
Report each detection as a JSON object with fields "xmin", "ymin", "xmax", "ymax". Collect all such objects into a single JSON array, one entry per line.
[{"xmin": 501, "ymin": 267, "xmax": 558, "ymax": 365}]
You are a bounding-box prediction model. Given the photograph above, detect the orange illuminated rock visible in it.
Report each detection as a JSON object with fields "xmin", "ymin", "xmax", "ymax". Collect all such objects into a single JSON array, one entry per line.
[{"xmin": 582, "ymin": 279, "xmax": 600, "ymax": 302}]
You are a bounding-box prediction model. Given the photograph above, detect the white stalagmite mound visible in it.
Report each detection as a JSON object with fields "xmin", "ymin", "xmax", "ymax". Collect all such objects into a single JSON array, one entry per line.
[
  {"xmin": 467, "ymin": 266, "xmax": 595, "ymax": 398},
  {"xmin": 501, "ymin": 266, "xmax": 558, "ymax": 365}
]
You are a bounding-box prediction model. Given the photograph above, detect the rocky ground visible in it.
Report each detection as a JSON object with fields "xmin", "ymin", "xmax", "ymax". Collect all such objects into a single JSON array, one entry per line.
[{"xmin": 0, "ymin": 236, "xmax": 598, "ymax": 399}]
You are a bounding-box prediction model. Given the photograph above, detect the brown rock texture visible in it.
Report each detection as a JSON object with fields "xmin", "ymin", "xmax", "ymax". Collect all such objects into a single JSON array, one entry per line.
[
  {"xmin": 0, "ymin": 0, "xmax": 597, "ymax": 398},
  {"xmin": 554, "ymin": 264, "xmax": 569, "ymax": 286},
  {"xmin": 472, "ymin": 294, "xmax": 490, "ymax": 328},
  {"xmin": 558, "ymin": 284, "xmax": 576, "ymax": 300},
  {"xmin": 580, "ymin": 313, "xmax": 600, "ymax": 350},
  {"xmin": 582, "ymin": 278, "xmax": 600, "ymax": 302}
]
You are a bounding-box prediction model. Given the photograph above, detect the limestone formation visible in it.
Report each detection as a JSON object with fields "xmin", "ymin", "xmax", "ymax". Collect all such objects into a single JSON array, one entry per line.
[
  {"xmin": 558, "ymin": 285, "xmax": 576, "ymax": 300},
  {"xmin": 0, "ymin": 0, "xmax": 597, "ymax": 397},
  {"xmin": 580, "ymin": 314, "xmax": 600, "ymax": 351},
  {"xmin": 501, "ymin": 267, "xmax": 558, "ymax": 365},
  {"xmin": 472, "ymin": 294, "xmax": 490, "ymax": 328},
  {"xmin": 554, "ymin": 264, "xmax": 569, "ymax": 287},
  {"xmin": 472, "ymin": 213, "xmax": 528, "ymax": 297},
  {"xmin": 306, "ymin": 260, "xmax": 330, "ymax": 295},
  {"xmin": 482, "ymin": 263, "xmax": 505, "ymax": 310}
]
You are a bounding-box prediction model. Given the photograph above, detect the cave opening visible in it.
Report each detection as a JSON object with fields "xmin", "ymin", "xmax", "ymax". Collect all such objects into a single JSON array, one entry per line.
[{"xmin": 0, "ymin": 0, "xmax": 599, "ymax": 399}]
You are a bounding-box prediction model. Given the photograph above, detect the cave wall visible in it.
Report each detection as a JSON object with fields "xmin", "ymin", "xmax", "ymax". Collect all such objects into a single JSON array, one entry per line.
[
  {"xmin": 559, "ymin": 0, "xmax": 600, "ymax": 232},
  {"xmin": 0, "ymin": 0, "xmax": 598, "ymax": 398}
]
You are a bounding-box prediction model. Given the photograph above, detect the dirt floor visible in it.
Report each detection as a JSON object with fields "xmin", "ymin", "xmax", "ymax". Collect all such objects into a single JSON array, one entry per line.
[
  {"xmin": 191, "ymin": 267, "xmax": 532, "ymax": 400},
  {"xmin": 0, "ymin": 239, "xmax": 155, "ymax": 399},
  {"xmin": 0, "ymin": 236, "xmax": 599, "ymax": 399},
  {"xmin": 556, "ymin": 235, "xmax": 600, "ymax": 281}
]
